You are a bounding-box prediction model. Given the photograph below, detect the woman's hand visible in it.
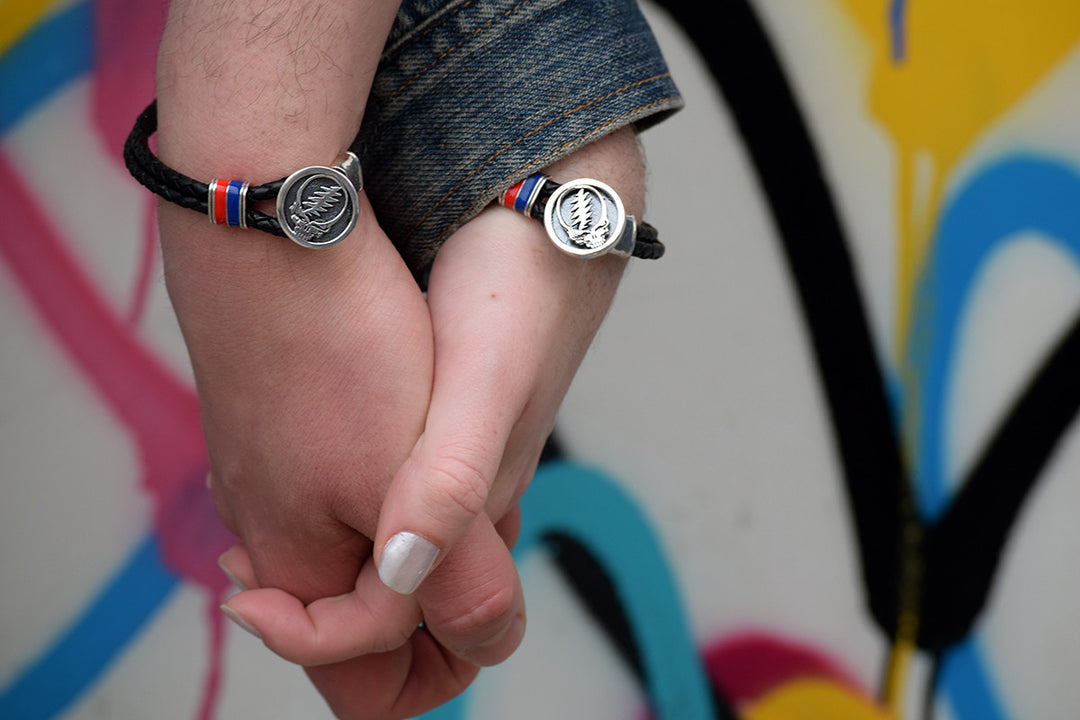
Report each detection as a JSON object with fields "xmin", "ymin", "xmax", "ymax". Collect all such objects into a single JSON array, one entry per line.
[{"xmin": 371, "ymin": 126, "xmax": 642, "ymax": 601}]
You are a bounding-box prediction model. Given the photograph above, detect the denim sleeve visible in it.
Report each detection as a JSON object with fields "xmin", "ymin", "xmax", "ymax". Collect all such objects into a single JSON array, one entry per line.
[{"xmin": 353, "ymin": 0, "xmax": 684, "ymax": 279}]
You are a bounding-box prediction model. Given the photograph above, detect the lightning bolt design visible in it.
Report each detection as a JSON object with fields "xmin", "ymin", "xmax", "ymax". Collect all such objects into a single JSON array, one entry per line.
[
  {"xmin": 302, "ymin": 184, "xmax": 343, "ymax": 217},
  {"xmin": 570, "ymin": 187, "xmax": 592, "ymax": 232}
]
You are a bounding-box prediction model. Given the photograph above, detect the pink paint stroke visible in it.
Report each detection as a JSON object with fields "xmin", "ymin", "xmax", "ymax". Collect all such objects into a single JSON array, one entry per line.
[
  {"xmin": 126, "ymin": 197, "xmax": 159, "ymax": 327},
  {"xmin": 92, "ymin": 1, "xmax": 230, "ymax": 716},
  {"xmin": 0, "ymin": 148, "xmax": 233, "ymax": 719},
  {"xmin": 91, "ymin": 0, "xmax": 167, "ymax": 329},
  {"xmin": 704, "ymin": 630, "xmax": 871, "ymax": 709},
  {"xmin": 634, "ymin": 630, "xmax": 873, "ymax": 720},
  {"xmin": 91, "ymin": 0, "xmax": 168, "ymax": 163}
]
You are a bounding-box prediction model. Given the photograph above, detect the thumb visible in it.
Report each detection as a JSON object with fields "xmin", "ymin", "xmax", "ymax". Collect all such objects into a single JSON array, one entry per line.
[
  {"xmin": 417, "ymin": 513, "xmax": 526, "ymax": 666},
  {"xmin": 373, "ymin": 345, "xmax": 524, "ymax": 595}
]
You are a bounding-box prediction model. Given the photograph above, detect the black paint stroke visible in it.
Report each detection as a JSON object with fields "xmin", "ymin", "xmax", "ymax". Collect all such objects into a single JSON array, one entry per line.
[
  {"xmin": 920, "ymin": 311, "xmax": 1080, "ymax": 650},
  {"xmin": 542, "ymin": 529, "xmax": 739, "ymax": 720},
  {"xmin": 648, "ymin": 0, "xmax": 908, "ymax": 638},
  {"xmin": 648, "ymin": 0, "xmax": 1080, "ymax": 655},
  {"xmin": 540, "ymin": 0, "xmax": 1080, "ymax": 710},
  {"xmin": 543, "ymin": 532, "xmax": 647, "ymax": 683}
]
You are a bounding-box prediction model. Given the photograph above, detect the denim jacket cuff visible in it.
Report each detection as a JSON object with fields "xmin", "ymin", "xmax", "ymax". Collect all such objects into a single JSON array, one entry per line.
[{"xmin": 353, "ymin": 0, "xmax": 684, "ymax": 280}]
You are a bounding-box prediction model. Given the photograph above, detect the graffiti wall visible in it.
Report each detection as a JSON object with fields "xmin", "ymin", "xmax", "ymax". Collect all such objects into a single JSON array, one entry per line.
[{"xmin": 3, "ymin": 1, "xmax": 1080, "ymax": 718}]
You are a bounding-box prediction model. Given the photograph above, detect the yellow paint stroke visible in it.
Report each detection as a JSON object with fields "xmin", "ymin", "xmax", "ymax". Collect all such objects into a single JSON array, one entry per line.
[
  {"xmin": 822, "ymin": 5, "xmax": 1080, "ymax": 713},
  {"xmin": 0, "ymin": 0, "xmax": 67, "ymax": 58},
  {"xmin": 882, "ymin": 634, "xmax": 916, "ymax": 719},
  {"xmin": 744, "ymin": 677, "xmax": 890, "ymax": 720},
  {"xmin": 833, "ymin": 0, "xmax": 1080, "ymax": 353}
]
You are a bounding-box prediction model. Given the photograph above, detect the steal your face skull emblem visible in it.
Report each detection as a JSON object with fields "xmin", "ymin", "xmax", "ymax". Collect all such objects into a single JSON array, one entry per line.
[
  {"xmin": 276, "ymin": 162, "xmax": 360, "ymax": 249},
  {"xmin": 543, "ymin": 178, "xmax": 627, "ymax": 258}
]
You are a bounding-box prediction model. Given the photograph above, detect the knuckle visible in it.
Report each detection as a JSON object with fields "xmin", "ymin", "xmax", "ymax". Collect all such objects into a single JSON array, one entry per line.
[
  {"xmin": 433, "ymin": 582, "xmax": 517, "ymax": 645},
  {"xmin": 427, "ymin": 450, "xmax": 492, "ymax": 519}
]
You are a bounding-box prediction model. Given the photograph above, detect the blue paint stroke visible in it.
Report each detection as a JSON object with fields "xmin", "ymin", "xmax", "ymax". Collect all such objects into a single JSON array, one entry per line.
[
  {"xmin": 0, "ymin": 0, "xmax": 93, "ymax": 134},
  {"xmin": 906, "ymin": 155, "xmax": 1080, "ymax": 720},
  {"xmin": 0, "ymin": 534, "xmax": 179, "ymax": 719},
  {"xmin": 424, "ymin": 460, "xmax": 715, "ymax": 720},
  {"xmin": 941, "ymin": 640, "xmax": 1008, "ymax": 720},
  {"xmin": 889, "ymin": 0, "xmax": 908, "ymax": 62},
  {"xmin": 908, "ymin": 156, "xmax": 1080, "ymax": 520}
]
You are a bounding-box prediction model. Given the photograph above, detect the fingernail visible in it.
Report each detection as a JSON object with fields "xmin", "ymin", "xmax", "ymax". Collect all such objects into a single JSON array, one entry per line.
[
  {"xmin": 221, "ymin": 605, "xmax": 261, "ymax": 639},
  {"xmin": 378, "ymin": 532, "xmax": 440, "ymax": 595},
  {"xmin": 217, "ymin": 552, "xmax": 248, "ymax": 591}
]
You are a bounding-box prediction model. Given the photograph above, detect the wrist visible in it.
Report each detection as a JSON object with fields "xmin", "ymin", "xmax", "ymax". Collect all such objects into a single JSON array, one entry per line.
[{"xmin": 158, "ymin": 196, "xmax": 397, "ymax": 332}]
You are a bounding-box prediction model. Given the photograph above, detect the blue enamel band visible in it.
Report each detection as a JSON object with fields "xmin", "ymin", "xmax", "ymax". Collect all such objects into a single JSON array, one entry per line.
[
  {"xmin": 208, "ymin": 179, "xmax": 249, "ymax": 228},
  {"xmin": 515, "ymin": 173, "xmax": 545, "ymax": 214},
  {"xmin": 225, "ymin": 180, "xmax": 245, "ymax": 228},
  {"xmin": 500, "ymin": 173, "xmax": 548, "ymax": 217}
]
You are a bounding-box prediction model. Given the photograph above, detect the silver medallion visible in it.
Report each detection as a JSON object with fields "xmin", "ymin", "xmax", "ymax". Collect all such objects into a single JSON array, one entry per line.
[
  {"xmin": 276, "ymin": 152, "xmax": 362, "ymax": 249},
  {"xmin": 542, "ymin": 178, "xmax": 634, "ymax": 258}
]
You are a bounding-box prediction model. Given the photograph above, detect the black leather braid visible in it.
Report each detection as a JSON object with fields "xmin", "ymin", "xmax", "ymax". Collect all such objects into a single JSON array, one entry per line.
[
  {"xmin": 527, "ymin": 179, "xmax": 558, "ymax": 222},
  {"xmin": 526, "ymin": 177, "xmax": 665, "ymax": 259},
  {"xmin": 633, "ymin": 223, "xmax": 664, "ymax": 259},
  {"xmin": 123, "ymin": 100, "xmax": 288, "ymax": 237},
  {"xmin": 126, "ymin": 99, "xmax": 666, "ymax": 259}
]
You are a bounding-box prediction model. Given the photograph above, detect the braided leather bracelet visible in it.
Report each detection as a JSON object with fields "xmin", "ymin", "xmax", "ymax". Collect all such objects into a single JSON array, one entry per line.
[
  {"xmin": 126, "ymin": 100, "xmax": 664, "ymax": 259},
  {"xmin": 123, "ymin": 100, "xmax": 362, "ymax": 249},
  {"xmin": 500, "ymin": 173, "xmax": 665, "ymax": 260}
]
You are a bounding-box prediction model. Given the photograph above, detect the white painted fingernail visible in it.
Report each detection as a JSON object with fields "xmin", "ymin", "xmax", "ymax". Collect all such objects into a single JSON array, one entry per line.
[{"xmin": 378, "ymin": 532, "xmax": 440, "ymax": 595}]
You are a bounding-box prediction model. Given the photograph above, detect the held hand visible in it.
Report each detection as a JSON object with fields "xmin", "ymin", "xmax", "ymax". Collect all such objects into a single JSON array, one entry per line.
[
  {"xmin": 152, "ymin": 0, "xmax": 551, "ymax": 714},
  {"xmin": 153, "ymin": 0, "xmax": 425, "ymax": 623},
  {"xmin": 205, "ymin": 126, "xmax": 645, "ymax": 719},
  {"xmin": 176, "ymin": 199, "xmax": 525, "ymax": 716},
  {"xmin": 167, "ymin": 195, "xmax": 432, "ymax": 604},
  {"xmin": 218, "ymin": 509, "xmax": 523, "ymax": 720},
  {"xmin": 371, "ymin": 126, "xmax": 643, "ymax": 636}
]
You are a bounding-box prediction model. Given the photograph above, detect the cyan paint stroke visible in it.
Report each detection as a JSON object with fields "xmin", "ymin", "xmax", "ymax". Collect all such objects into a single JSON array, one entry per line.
[
  {"xmin": 907, "ymin": 156, "xmax": 1080, "ymax": 720},
  {"xmin": 422, "ymin": 460, "xmax": 715, "ymax": 720},
  {"xmin": 0, "ymin": 535, "xmax": 178, "ymax": 719}
]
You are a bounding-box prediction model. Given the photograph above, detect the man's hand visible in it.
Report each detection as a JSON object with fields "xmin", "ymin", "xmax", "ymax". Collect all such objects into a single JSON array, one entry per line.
[
  {"xmin": 168, "ymin": 189, "xmax": 528, "ymax": 715},
  {"xmin": 214, "ymin": 128, "xmax": 645, "ymax": 720},
  {"xmin": 155, "ymin": 1, "xmax": 647, "ymax": 716},
  {"xmin": 155, "ymin": 0, "xmax": 526, "ymax": 715}
]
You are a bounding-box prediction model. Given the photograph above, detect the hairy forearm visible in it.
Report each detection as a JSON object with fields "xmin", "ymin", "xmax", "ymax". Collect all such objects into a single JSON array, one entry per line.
[
  {"xmin": 152, "ymin": 1, "xmax": 435, "ymax": 602},
  {"xmin": 156, "ymin": 0, "xmax": 398, "ymax": 176},
  {"xmin": 153, "ymin": 0, "xmax": 406, "ymax": 352}
]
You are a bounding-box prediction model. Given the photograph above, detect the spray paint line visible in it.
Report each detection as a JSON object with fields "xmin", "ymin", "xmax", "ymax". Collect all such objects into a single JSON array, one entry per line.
[{"xmin": 0, "ymin": 534, "xmax": 178, "ymax": 720}]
